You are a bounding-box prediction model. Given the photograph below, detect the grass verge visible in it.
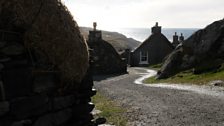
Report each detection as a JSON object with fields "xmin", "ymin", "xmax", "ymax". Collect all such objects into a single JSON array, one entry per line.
[
  {"xmin": 148, "ymin": 63, "xmax": 162, "ymax": 70},
  {"xmin": 92, "ymin": 92, "xmax": 127, "ymax": 126},
  {"xmin": 144, "ymin": 69, "xmax": 224, "ymax": 85}
]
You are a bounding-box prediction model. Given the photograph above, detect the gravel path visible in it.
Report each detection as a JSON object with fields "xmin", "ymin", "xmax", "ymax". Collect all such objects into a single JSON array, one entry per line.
[{"xmin": 93, "ymin": 67, "xmax": 224, "ymax": 126}]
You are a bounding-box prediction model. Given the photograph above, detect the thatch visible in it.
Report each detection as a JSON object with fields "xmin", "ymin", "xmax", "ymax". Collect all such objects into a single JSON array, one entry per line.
[{"xmin": 0, "ymin": 0, "xmax": 89, "ymax": 83}]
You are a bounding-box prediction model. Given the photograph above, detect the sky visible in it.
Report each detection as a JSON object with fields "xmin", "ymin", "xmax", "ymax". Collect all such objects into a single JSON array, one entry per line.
[{"xmin": 62, "ymin": 0, "xmax": 224, "ymax": 30}]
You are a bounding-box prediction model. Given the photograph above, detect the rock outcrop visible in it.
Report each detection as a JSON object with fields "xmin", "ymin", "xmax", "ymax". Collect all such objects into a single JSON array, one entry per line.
[{"xmin": 157, "ymin": 19, "xmax": 224, "ymax": 79}]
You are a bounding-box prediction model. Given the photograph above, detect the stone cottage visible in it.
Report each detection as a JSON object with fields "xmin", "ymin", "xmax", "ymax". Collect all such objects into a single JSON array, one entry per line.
[
  {"xmin": 130, "ymin": 22, "xmax": 174, "ymax": 66},
  {"xmin": 0, "ymin": 1, "xmax": 97, "ymax": 126},
  {"xmin": 87, "ymin": 22, "xmax": 127, "ymax": 74}
]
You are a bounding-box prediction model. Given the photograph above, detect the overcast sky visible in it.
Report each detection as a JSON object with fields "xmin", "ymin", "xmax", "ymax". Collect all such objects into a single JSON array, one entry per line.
[{"xmin": 63, "ymin": 0, "xmax": 224, "ymax": 30}]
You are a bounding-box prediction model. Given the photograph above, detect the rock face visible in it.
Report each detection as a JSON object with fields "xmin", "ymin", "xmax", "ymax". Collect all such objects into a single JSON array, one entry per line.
[{"xmin": 158, "ymin": 19, "xmax": 224, "ymax": 79}]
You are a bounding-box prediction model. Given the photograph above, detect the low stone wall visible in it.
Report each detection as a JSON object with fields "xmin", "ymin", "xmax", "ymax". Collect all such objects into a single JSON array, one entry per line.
[
  {"xmin": 0, "ymin": 74, "xmax": 96, "ymax": 126},
  {"xmin": 0, "ymin": 31, "xmax": 96, "ymax": 126}
]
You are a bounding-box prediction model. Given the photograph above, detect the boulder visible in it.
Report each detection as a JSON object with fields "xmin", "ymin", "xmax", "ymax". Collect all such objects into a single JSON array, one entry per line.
[
  {"xmin": 95, "ymin": 117, "xmax": 107, "ymax": 125},
  {"xmin": 158, "ymin": 19, "xmax": 224, "ymax": 79}
]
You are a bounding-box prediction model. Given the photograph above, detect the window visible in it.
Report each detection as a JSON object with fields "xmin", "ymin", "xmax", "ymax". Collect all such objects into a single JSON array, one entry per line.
[
  {"xmin": 139, "ymin": 51, "xmax": 148, "ymax": 64},
  {"xmin": 141, "ymin": 51, "xmax": 147, "ymax": 61}
]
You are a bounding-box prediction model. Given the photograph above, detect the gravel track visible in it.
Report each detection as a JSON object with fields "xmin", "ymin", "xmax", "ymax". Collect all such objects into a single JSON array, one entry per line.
[{"xmin": 93, "ymin": 67, "xmax": 224, "ymax": 126}]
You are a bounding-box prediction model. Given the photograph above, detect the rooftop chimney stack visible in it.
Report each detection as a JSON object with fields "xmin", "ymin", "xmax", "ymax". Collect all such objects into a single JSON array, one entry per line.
[
  {"xmin": 172, "ymin": 32, "xmax": 179, "ymax": 47},
  {"xmin": 88, "ymin": 22, "xmax": 102, "ymax": 43},
  {"xmin": 179, "ymin": 33, "xmax": 184, "ymax": 42},
  {"xmin": 93, "ymin": 22, "xmax": 97, "ymax": 31},
  {"xmin": 151, "ymin": 22, "xmax": 161, "ymax": 34}
]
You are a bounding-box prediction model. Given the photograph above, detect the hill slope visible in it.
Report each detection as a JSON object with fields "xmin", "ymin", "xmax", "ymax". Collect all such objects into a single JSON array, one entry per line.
[{"xmin": 80, "ymin": 27, "xmax": 141, "ymax": 53}]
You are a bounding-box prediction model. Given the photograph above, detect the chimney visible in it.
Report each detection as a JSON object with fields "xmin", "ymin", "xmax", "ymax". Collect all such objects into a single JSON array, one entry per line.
[
  {"xmin": 88, "ymin": 22, "xmax": 102, "ymax": 43},
  {"xmin": 179, "ymin": 33, "xmax": 184, "ymax": 42},
  {"xmin": 93, "ymin": 22, "xmax": 97, "ymax": 31},
  {"xmin": 172, "ymin": 32, "xmax": 179, "ymax": 47},
  {"xmin": 151, "ymin": 22, "xmax": 161, "ymax": 34}
]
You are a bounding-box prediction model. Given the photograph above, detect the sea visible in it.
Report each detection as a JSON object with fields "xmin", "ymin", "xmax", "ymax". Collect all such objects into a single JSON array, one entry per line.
[{"xmin": 111, "ymin": 28, "xmax": 199, "ymax": 42}]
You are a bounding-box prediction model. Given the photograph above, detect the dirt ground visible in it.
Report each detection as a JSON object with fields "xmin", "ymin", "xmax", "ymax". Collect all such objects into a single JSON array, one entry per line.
[{"xmin": 93, "ymin": 67, "xmax": 224, "ymax": 126}]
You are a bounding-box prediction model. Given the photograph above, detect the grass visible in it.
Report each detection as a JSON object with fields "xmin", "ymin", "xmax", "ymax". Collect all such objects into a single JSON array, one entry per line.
[
  {"xmin": 144, "ymin": 69, "xmax": 224, "ymax": 85},
  {"xmin": 148, "ymin": 63, "xmax": 162, "ymax": 70},
  {"xmin": 92, "ymin": 92, "xmax": 127, "ymax": 126}
]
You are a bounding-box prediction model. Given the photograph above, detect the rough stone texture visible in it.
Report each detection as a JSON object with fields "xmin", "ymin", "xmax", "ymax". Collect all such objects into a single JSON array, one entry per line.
[
  {"xmin": 158, "ymin": 19, "xmax": 224, "ymax": 78},
  {"xmin": 0, "ymin": 101, "xmax": 9, "ymax": 116},
  {"xmin": 1, "ymin": 43, "xmax": 25, "ymax": 56},
  {"xmin": 0, "ymin": 1, "xmax": 96, "ymax": 125},
  {"xmin": 0, "ymin": 0, "xmax": 89, "ymax": 83},
  {"xmin": 33, "ymin": 109, "xmax": 72, "ymax": 126},
  {"xmin": 33, "ymin": 73, "xmax": 59, "ymax": 93},
  {"xmin": 2, "ymin": 68, "xmax": 33, "ymax": 100},
  {"xmin": 53, "ymin": 95, "xmax": 75, "ymax": 110},
  {"xmin": 10, "ymin": 95, "xmax": 49, "ymax": 119}
]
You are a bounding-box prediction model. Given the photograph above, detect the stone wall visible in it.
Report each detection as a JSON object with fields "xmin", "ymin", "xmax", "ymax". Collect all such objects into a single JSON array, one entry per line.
[{"xmin": 0, "ymin": 30, "xmax": 96, "ymax": 126}]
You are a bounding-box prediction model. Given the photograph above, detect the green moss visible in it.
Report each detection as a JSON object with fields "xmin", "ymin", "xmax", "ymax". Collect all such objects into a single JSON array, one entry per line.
[
  {"xmin": 92, "ymin": 92, "xmax": 127, "ymax": 126},
  {"xmin": 144, "ymin": 69, "xmax": 224, "ymax": 85}
]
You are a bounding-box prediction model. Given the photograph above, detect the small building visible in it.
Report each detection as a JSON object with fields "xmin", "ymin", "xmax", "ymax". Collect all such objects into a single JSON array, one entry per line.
[
  {"xmin": 87, "ymin": 22, "xmax": 127, "ymax": 74},
  {"xmin": 131, "ymin": 22, "xmax": 174, "ymax": 66}
]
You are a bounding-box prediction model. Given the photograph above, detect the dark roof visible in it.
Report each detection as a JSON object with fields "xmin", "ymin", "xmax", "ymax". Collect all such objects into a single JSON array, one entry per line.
[{"xmin": 134, "ymin": 33, "xmax": 174, "ymax": 52}]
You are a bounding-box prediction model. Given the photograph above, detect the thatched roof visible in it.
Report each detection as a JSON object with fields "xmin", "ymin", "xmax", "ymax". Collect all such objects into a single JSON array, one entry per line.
[
  {"xmin": 0, "ymin": 0, "xmax": 89, "ymax": 83},
  {"xmin": 134, "ymin": 33, "xmax": 173, "ymax": 52}
]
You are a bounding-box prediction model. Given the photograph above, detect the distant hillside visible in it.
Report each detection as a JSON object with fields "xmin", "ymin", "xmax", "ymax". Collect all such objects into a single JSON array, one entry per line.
[{"xmin": 80, "ymin": 27, "xmax": 141, "ymax": 53}]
